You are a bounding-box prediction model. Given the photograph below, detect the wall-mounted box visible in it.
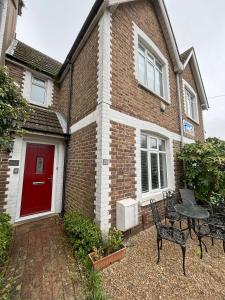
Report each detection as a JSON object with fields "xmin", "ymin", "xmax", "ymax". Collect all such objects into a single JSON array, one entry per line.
[{"xmin": 116, "ymin": 198, "xmax": 139, "ymax": 232}]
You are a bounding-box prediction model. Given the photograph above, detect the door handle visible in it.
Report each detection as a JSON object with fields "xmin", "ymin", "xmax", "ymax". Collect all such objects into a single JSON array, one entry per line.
[{"xmin": 33, "ymin": 181, "xmax": 46, "ymax": 185}]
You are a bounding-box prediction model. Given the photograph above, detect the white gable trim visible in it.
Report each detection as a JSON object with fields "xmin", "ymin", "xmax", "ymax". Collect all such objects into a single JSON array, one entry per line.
[{"xmin": 182, "ymin": 49, "xmax": 209, "ymax": 110}]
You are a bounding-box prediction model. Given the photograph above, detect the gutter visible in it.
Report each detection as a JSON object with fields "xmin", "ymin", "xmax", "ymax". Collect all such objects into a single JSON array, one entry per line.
[
  {"xmin": 176, "ymin": 72, "xmax": 184, "ymax": 147},
  {"xmin": 61, "ymin": 62, "xmax": 73, "ymax": 216}
]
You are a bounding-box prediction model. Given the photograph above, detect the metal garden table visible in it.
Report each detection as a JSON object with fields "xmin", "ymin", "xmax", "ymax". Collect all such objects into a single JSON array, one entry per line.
[{"xmin": 175, "ymin": 204, "xmax": 209, "ymax": 236}]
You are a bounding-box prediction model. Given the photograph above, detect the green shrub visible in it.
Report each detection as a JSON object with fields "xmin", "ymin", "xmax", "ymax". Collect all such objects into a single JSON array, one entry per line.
[
  {"xmin": 107, "ymin": 228, "xmax": 123, "ymax": 254},
  {"xmin": 64, "ymin": 212, "xmax": 102, "ymax": 257},
  {"xmin": 0, "ymin": 213, "xmax": 12, "ymax": 266}
]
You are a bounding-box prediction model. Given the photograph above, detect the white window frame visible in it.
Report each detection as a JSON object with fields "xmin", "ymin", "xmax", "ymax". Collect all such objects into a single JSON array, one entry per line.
[
  {"xmin": 140, "ymin": 134, "xmax": 168, "ymax": 197},
  {"xmin": 30, "ymin": 76, "xmax": 47, "ymax": 106},
  {"xmin": 22, "ymin": 70, "xmax": 54, "ymax": 108},
  {"xmin": 133, "ymin": 22, "xmax": 171, "ymax": 103},
  {"xmin": 183, "ymin": 79, "xmax": 199, "ymax": 124}
]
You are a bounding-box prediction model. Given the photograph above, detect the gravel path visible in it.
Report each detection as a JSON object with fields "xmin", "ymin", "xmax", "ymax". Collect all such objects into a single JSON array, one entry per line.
[{"xmin": 102, "ymin": 226, "xmax": 225, "ymax": 300}]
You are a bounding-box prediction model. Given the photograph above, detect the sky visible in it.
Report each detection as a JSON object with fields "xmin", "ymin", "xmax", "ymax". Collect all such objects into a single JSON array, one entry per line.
[{"xmin": 16, "ymin": 0, "xmax": 225, "ymax": 139}]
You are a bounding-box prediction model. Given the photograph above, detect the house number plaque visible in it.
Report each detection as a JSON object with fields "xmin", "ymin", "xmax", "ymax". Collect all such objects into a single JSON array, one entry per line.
[{"xmin": 9, "ymin": 160, "xmax": 19, "ymax": 167}]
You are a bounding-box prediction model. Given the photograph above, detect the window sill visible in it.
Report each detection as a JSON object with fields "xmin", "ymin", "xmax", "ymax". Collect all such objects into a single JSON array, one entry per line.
[
  {"xmin": 185, "ymin": 114, "xmax": 199, "ymax": 126},
  {"xmin": 140, "ymin": 189, "xmax": 168, "ymax": 207},
  {"xmin": 29, "ymin": 101, "xmax": 49, "ymax": 108},
  {"xmin": 138, "ymin": 81, "xmax": 170, "ymax": 105}
]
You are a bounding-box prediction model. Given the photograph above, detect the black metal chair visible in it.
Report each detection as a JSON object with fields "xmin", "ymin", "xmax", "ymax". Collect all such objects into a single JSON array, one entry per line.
[
  {"xmin": 195, "ymin": 220, "xmax": 225, "ymax": 259},
  {"xmin": 149, "ymin": 199, "xmax": 190, "ymax": 275},
  {"xmin": 163, "ymin": 190, "xmax": 183, "ymax": 228}
]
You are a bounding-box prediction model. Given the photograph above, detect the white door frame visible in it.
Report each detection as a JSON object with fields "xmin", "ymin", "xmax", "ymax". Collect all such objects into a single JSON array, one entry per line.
[{"xmin": 15, "ymin": 135, "xmax": 63, "ymax": 222}]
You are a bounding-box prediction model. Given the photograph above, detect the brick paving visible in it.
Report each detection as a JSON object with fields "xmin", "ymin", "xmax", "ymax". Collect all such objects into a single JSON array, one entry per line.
[{"xmin": 2, "ymin": 216, "xmax": 84, "ymax": 300}]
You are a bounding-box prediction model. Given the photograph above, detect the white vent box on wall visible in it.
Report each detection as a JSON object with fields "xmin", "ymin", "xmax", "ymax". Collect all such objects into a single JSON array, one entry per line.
[{"xmin": 116, "ymin": 198, "xmax": 139, "ymax": 232}]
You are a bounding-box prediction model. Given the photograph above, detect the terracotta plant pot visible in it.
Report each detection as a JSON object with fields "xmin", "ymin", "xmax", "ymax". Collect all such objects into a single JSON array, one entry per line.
[{"xmin": 88, "ymin": 247, "xmax": 126, "ymax": 270}]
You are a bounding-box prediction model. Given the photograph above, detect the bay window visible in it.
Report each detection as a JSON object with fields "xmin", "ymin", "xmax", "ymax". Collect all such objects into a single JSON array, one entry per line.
[{"xmin": 141, "ymin": 134, "xmax": 168, "ymax": 194}]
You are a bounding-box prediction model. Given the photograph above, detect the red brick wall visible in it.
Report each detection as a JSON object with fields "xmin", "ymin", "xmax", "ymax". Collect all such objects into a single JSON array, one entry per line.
[
  {"xmin": 53, "ymin": 26, "xmax": 99, "ymax": 125},
  {"xmin": 65, "ymin": 123, "xmax": 97, "ymax": 220},
  {"xmin": 111, "ymin": 0, "xmax": 180, "ymax": 134},
  {"xmin": 181, "ymin": 63, "xmax": 205, "ymax": 141},
  {"xmin": 5, "ymin": 61, "xmax": 25, "ymax": 89},
  {"xmin": 0, "ymin": 150, "xmax": 9, "ymax": 212},
  {"xmin": 110, "ymin": 121, "xmax": 137, "ymax": 227}
]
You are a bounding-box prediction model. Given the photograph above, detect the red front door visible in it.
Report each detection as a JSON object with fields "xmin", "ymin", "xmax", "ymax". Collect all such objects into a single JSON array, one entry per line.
[{"xmin": 20, "ymin": 143, "xmax": 55, "ymax": 217}]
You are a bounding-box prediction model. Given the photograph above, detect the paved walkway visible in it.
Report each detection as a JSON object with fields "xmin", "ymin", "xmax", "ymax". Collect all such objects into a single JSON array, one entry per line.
[{"xmin": 2, "ymin": 217, "xmax": 84, "ymax": 300}]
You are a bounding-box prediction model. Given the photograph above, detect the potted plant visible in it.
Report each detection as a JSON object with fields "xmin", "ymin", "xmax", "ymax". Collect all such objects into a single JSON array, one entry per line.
[{"xmin": 88, "ymin": 228, "xmax": 126, "ymax": 270}]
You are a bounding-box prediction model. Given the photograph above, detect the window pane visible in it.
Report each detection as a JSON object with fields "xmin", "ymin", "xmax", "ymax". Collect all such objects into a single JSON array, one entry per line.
[
  {"xmin": 36, "ymin": 157, "xmax": 44, "ymax": 174},
  {"xmin": 159, "ymin": 139, "xmax": 166, "ymax": 151},
  {"xmin": 156, "ymin": 60, "xmax": 162, "ymax": 72},
  {"xmin": 31, "ymin": 84, "xmax": 46, "ymax": 104},
  {"xmin": 138, "ymin": 43, "xmax": 145, "ymax": 55},
  {"xmin": 150, "ymin": 138, "xmax": 157, "ymax": 149},
  {"xmin": 138, "ymin": 52, "xmax": 145, "ymax": 84},
  {"xmin": 151, "ymin": 153, "xmax": 159, "ymax": 189},
  {"xmin": 190, "ymin": 99, "xmax": 196, "ymax": 120},
  {"xmin": 141, "ymin": 151, "xmax": 149, "ymax": 193},
  {"xmin": 147, "ymin": 52, "xmax": 154, "ymax": 63},
  {"xmin": 155, "ymin": 69, "xmax": 163, "ymax": 97},
  {"xmin": 33, "ymin": 78, "xmax": 45, "ymax": 87},
  {"xmin": 141, "ymin": 135, "xmax": 147, "ymax": 148},
  {"xmin": 147, "ymin": 61, "xmax": 154, "ymax": 90},
  {"xmin": 185, "ymin": 89, "xmax": 196, "ymax": 120},
  {"xmin": 159, "ymin": 153, "xmax": 167, "ymax": 189}
]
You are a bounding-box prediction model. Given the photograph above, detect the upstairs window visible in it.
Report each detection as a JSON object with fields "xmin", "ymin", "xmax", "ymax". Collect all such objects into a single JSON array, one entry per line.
[
  {"xmin": 133, "ymin": 23, "xmax": 170, "ymax": 103},
  {"xmin": 141, "ymin": 134, "xmax": 168, "ymax": 194},
  {"xmin": 138, "ymin": 43, "xmax": 164, "ymax": 97},
  {"xmin": 30, "ymin": 77, "xmax": 46, "ymax": 105},
  {"xmin": 183, "ymin": 80, "xmax": 199, "ymax": 123}
]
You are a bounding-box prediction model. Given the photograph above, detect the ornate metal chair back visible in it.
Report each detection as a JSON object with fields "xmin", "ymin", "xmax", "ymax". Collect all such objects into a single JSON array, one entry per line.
[
  {"xmin": 163, "ymin": 190, "xmax": 177, "ymax": 213},
  {"xmin": 150, "ymin": 200, "xmax": 162, "ymax": 232}
]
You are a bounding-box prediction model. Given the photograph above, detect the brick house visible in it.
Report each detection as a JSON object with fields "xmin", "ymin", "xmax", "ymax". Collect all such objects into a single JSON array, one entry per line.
[{"xmin": 0, "ymin": 0, "xmax": 209, "ymax": 235}]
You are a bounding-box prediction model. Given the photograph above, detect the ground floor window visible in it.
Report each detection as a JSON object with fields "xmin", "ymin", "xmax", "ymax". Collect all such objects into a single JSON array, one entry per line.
[{"xmin": 141, "ymin": 134, "xmax": 168, "ymax": 193}]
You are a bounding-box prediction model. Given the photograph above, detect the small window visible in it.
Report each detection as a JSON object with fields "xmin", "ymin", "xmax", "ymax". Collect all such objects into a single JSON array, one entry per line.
[
  {"xmin": 36, "ymin": 157, "xmax": 44, "ymax": 174},
  {"xmin": 141, "ymin": 134, "xmax": 168, "ymax": 194},
  {"xmin": 31, "ymin": 77, "xmax": 46, "ymax": 105},
  {"xmin": 183, "ymin": 81, "xmax": 199, "ymax": 123},
  {"xmin": 138, "ymin": 42, "xmax": 164, "ymax": 98}
]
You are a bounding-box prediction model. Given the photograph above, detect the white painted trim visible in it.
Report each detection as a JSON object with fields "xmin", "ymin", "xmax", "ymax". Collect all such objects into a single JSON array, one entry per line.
[
  {"xmin": 6, "ymin": 39, "xmax": 18, "ymax": 55},
  {"xmin": 4, "ymin": 134, "xmax": 65, "ymax": 223},
  {"xmin": 22, "ymin": 70, "xmax": 54, "ymax": 108},
  {"xmin": 95, "ymin": 9, "xmax": 113, "ymax": 235},
  {"xmin": 69, "ymin": 106, "xmax": 194, "ymax": 143},
  {"xmin": 182, "ymin": 49, "xmax": 209, "ymax": 110},
  {"xmin": 182, "ymin": 79, "xmax": 199, "ymax": 124},
  {"xmin": 0, "ymin": 0, "xmax": 7, "ymax": 60},
  {"xmin": 56, "ymin": 112, "xmax": 67, "ymax": 134},
  {"xmin": 70, "ymin": 109, "xmax": 98, "ymax": 134},
  {"xmin": 133, "ymin": 22, "xmax": 171, "ymax": 103}
]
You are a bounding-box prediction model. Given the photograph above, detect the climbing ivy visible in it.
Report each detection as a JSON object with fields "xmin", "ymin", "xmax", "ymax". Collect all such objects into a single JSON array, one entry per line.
[{"xmin": 0, "ymin": 67, "xmax": 30, "ymax": 152}]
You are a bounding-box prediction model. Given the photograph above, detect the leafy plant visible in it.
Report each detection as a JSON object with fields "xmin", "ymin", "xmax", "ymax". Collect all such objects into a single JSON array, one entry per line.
[
  {"xmin": 0, "ymin": 213, "xmax": 12, "ymax": 266},
  {"xmin": 106, "ymin": 228, "xmax": 123, "ymax": 255},
  {"xmin": 91, "ymin": 246, "xmax": 104, "ymax": 262},
  {"xmin": 64, "ymin": 212, "xmax": 102, "ymax": 258},
  {"xmin": 178, "ymin": 138, "xmax": 225, "ymax": 202},
  {"xmin": 0, "ymin": 67, "xmax": 30, "ymax": 152}
]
